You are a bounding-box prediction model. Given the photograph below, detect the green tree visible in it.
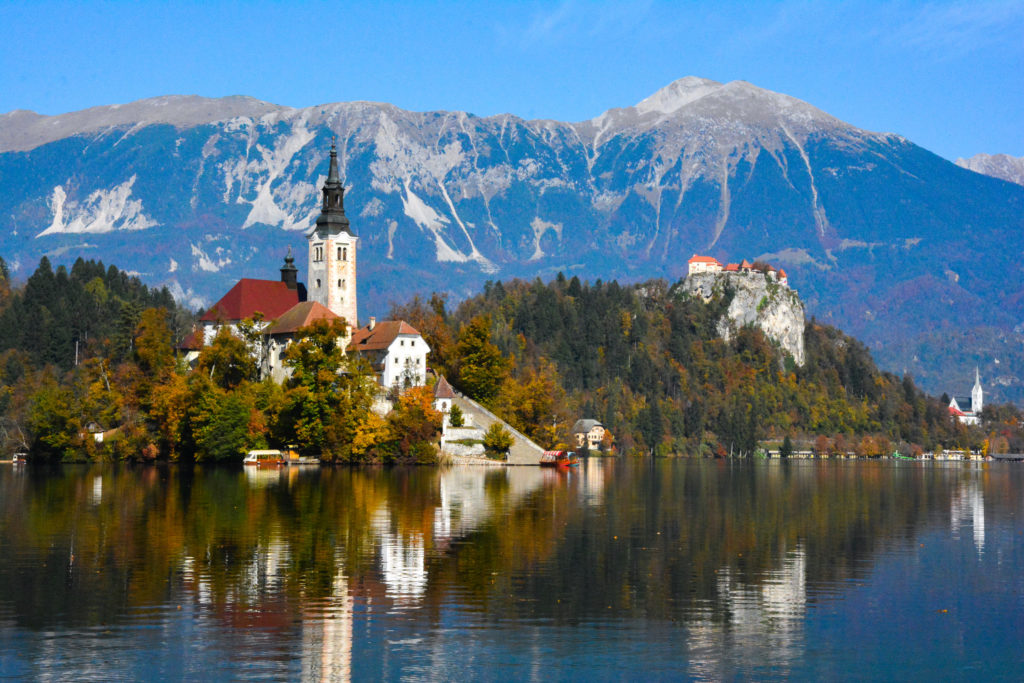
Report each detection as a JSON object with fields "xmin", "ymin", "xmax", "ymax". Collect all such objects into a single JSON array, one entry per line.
[
  {"xmin": 193, "ymin": 390, "xmax": 251, "ymax": 462},
  {"xmin": 483, "ymin": 423, "xmax": 514, "ymax": 460},
  {"xmin": 448, "ymin": 403, "xmax": 464, "ymax": 428},
  {"xmin": 454, "ymin": 315, "xmax": 507, "ymax": 408},
  {"xmin": 196, "ymin": 327, "xmax": 257, "ymax": 391}
]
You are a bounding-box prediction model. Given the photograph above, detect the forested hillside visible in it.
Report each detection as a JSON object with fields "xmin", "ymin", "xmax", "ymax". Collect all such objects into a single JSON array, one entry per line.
[
  {"xmin": 393, "ymin": 274, "xmax": 1022, "ymax": 456},
  {"xmin": 0, "ymin": 256, "xmax": 188, "ymax": 370},
  {"xmin": 1, "ymin": 256, "xmax": 1020, "ymax": 462}
]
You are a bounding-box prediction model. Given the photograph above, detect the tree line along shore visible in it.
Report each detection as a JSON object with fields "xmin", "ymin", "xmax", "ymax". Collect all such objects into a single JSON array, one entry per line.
[{"xmin": 1, "ymin": 256, "xmax": 1021, "ymax": 463}]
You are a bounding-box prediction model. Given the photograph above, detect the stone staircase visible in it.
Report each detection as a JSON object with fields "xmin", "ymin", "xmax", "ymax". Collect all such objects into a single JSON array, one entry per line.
[{"xmin": 450, "ymin": 393, "xmax": 544, "ymax": 466}]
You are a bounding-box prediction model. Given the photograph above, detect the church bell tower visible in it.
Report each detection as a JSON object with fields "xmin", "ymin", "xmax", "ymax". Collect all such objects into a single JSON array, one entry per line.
[{"xmin": 308, "ymin": 141, "xmax": 358, "ymax": 329}]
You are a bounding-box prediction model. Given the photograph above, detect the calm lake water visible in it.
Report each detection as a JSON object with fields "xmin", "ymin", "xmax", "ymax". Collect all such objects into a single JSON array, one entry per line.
[{"xmin": 1, "ymin": 459, "xmax": 1022, "ymax": 680}]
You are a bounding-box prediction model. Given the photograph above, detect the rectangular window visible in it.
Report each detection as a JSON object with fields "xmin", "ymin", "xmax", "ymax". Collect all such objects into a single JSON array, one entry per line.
[
  {"xmin": 343, "ymin": 247, "xmax": 347, "ymax": 261},
  {"xmin": 337, "ymin": 246, "xmax": 342, "ymax": 260}
]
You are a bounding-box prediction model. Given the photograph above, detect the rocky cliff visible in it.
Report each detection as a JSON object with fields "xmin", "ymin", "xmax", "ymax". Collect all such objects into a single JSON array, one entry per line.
[{"xmin": 682, "ymin": 272, "xmax": 806, "ymax": 366}]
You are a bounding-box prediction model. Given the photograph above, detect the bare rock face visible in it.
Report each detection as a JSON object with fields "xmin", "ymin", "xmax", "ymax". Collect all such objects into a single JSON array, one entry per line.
[
  {"xmin": 955, "ymin": 153, "xmax": 1024, "ymax": 187},
  {"xmin": 682, "ymin": 272, "xmax": 805, "ymax": 366}
]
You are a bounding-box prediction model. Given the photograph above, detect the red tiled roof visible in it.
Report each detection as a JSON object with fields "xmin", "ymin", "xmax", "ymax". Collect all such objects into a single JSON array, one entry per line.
[
  {"xmin": 739, "ymin": 259, "xmax": 753, "ymax": 269},
  {"xmin": 434, "ymin": 375, "xmax": 456, "ymax": 399},
  {"xmin": 265, "ymin": 301, "xmax": 340, "ymax": 335},
  {"xmin": 778, "ymin": 269, "xmax": 788, "ymax": 279},
  {"xmin": 348, "ymin": 320, "xmax": 422, "ymax": 352},
  {"xmin": 724, "ymin": 263, "xmax": 739, "ymax": 272},
  {"xmin": 948, "ymin": 406, "xmax": 966, "ymax": 417},
  {"xmin": 200, "ymin": 279, "xmax": 299, "ymax": 323},
  {"xmin": 688, "ymin": 254, "xmax": 721, "ymax": 265},
  {"xmin": 177, "ymin": 329, "xmax": 203, "ymax": 351}
]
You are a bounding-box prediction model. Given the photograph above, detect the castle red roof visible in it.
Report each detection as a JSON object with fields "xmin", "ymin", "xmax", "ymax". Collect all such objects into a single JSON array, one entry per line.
[
  {"xmin": 778, "ymin": 269, "xmax": 788, "ymax": 279},
  {"xmin": 348, "ymin": 320, "xmax": 422, "ymax": 352},
  {"xmin": 948, "ymin": 405, "xmax": 967, "ymax": 417},
  {"xmin": 739, "ymin": 259, "xmax": 753, "ymax": 269},
  {"xmin": 200, "ymin": 279, "xmax": 299, "ymax": 323},
  {"xmin": 688, "ymin": 254, "xmax": 721, "ymax": 265},
  {"xmin": 724, "ymin": 263, "xmax": 739, "ymax": 272},
  {"xmin": 265, "ymin": 301, "xmax": 340, "ymax": 335}
]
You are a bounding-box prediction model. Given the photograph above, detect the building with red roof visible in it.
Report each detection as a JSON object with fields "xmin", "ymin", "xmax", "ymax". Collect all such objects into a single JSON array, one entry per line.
[
  {"xmin": 348, "ymin": 318, "xmax": 430, "ymax": 389},
  {"xmin": 685, "ymin": 254, "xmax": 792, "ymax": 289},
  {"xmin": 201, "ymin": 278, "xmax": 300, "ymax": 324},
  {"xmin": 687, "ymin": 254, "xmax": 723, "ymax": 276}
]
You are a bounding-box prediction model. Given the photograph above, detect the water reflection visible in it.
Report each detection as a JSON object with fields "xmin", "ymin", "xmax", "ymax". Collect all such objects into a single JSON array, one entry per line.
[
  {"xmin": 1, "ymin": 460, "xmax": 1023, "ymax": 679},
  {"xmin": 950, "ymin": 471, "xmax": 985, "ymax": 554}
]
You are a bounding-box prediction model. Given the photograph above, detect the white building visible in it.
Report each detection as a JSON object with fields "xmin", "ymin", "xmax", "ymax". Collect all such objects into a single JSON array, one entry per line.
[
  {"xmin": 949, "ymin": 368, "xmax": 984, "ymax": 425},
  {"xmin": 687, "ymin": 254, "xmax": 723, "ymax": 275},
  {"xmin": 348, "ymin": 318, "xmax": 430, "ymax": 390}
]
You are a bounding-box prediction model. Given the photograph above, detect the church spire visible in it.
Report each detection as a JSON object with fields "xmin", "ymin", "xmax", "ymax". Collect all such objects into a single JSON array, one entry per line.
[
  {"xmin": 315, "ymin": 139, "xmax": 351, "ymax": 236},
  {"xmin": 972, "ymin": 366, "xmax": 983, "ymax": 415}
]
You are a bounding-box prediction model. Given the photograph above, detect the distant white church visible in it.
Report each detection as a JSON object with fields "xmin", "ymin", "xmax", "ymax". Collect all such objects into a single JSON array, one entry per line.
[
  {"xmin": 948, "ymin": 368, "xmax": 983, "ymax": 426},
  {"xmin": 180, "ymin": 143, "xmax": 429, "ymax": 390}
]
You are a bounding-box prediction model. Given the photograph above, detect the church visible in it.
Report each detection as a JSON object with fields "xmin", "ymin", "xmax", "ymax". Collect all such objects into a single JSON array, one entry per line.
[
  {"xmin": 181, "ymin": 143, "xmax": 429, "ymax": 390},
  {"xmin": 948, "ymin": 368, "xmax": 984, "ymax": 426}
]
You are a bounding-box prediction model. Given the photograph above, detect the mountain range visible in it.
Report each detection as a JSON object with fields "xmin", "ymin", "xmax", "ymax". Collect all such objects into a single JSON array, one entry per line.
[{"xmin": 1, "ymin": 77, "xmax": 1022, "ymax": 403}]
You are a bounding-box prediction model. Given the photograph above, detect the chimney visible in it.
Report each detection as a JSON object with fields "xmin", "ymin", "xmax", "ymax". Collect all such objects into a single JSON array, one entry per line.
[{"xmin": 369, "ymin": 316, "xmax": 376, "ymax": 330}]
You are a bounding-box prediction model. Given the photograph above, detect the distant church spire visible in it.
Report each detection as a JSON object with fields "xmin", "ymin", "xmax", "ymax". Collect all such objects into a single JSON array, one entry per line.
[{"xmin": 972, "ymin": 366, "xmax": 983, "ymax": 415}]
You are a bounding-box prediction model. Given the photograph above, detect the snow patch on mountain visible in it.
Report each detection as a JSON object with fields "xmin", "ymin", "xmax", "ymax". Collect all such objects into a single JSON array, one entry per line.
[
  {"xmin": 401, "ymin": 180, "xmax": 468, "ymax": 263},
  {"xmin": 166, "ymin": 279, "xmax": 208, "ymax": 310},
  {"xmin": 238, "ymin": 121, "xmax": 319, "ymax": 231},
  {"xmin": 190, "ymin": 243, "xmax": 231, "ymax": 273},
  {"xmin": 38, "ymin": 176, "xmax": 156, "ymax": 237},
  {"xmin": 529, "ymin": 218, "xmax": 562, "ymax": 260}
]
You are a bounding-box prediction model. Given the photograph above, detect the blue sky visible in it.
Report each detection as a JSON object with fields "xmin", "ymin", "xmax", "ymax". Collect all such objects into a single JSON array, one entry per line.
[{"xmin": 1, "ymin": 0, "xmax": 1021, "ymax": 161}]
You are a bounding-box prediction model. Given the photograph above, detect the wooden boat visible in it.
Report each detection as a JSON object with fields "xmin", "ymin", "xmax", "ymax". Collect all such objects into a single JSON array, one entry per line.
[
  {"xmin": 244, "ymin": 450, "xmax": 286, "ymax": 468},
  {"xmin": 12, "ymin": 452, "xmax": 27, "ymax": 464},
  {"xmin": 539, "ymin": 450, "xmax": 579, "ymax": 468}
]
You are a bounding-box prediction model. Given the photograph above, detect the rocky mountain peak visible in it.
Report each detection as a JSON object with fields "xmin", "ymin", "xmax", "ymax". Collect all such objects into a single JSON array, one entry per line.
[
  {"xmin": 634, "ymin": 76, "xmax": 722, "ymax": 116},
  {"xmin": 955, "ymin": 153, "xmax": 1024, "ymax": 187},
  {"xmin": 0, "ymin": 94, "xmax": 283, "ymax": 153}
]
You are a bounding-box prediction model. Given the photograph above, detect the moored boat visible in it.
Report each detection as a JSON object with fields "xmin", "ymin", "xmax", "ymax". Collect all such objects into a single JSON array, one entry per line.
[
  {"xmin": 244, "ymin": 450, "xmax": 286, "ymax": 468},
  {"xmin": 539, "ymin": 450, "xmax": 579, "ymax": 468}
]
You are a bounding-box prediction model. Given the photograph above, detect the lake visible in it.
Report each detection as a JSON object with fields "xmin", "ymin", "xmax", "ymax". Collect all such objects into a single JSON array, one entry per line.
[{"xmin": 1, "ymin": 459, "xmax": 1022, "ymax": 680}]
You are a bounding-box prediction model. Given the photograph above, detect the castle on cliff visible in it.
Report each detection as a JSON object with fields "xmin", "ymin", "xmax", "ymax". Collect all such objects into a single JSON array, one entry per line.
[{"xmin": 687, "ymin": 254, "xmax": 788, "ymax": 287}]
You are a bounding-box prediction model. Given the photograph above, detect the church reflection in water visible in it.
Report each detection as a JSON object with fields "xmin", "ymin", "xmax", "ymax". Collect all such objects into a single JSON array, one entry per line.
[{"xmin": 2, "ymin": 459, "xmax": 1019, "ymax": 679}]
